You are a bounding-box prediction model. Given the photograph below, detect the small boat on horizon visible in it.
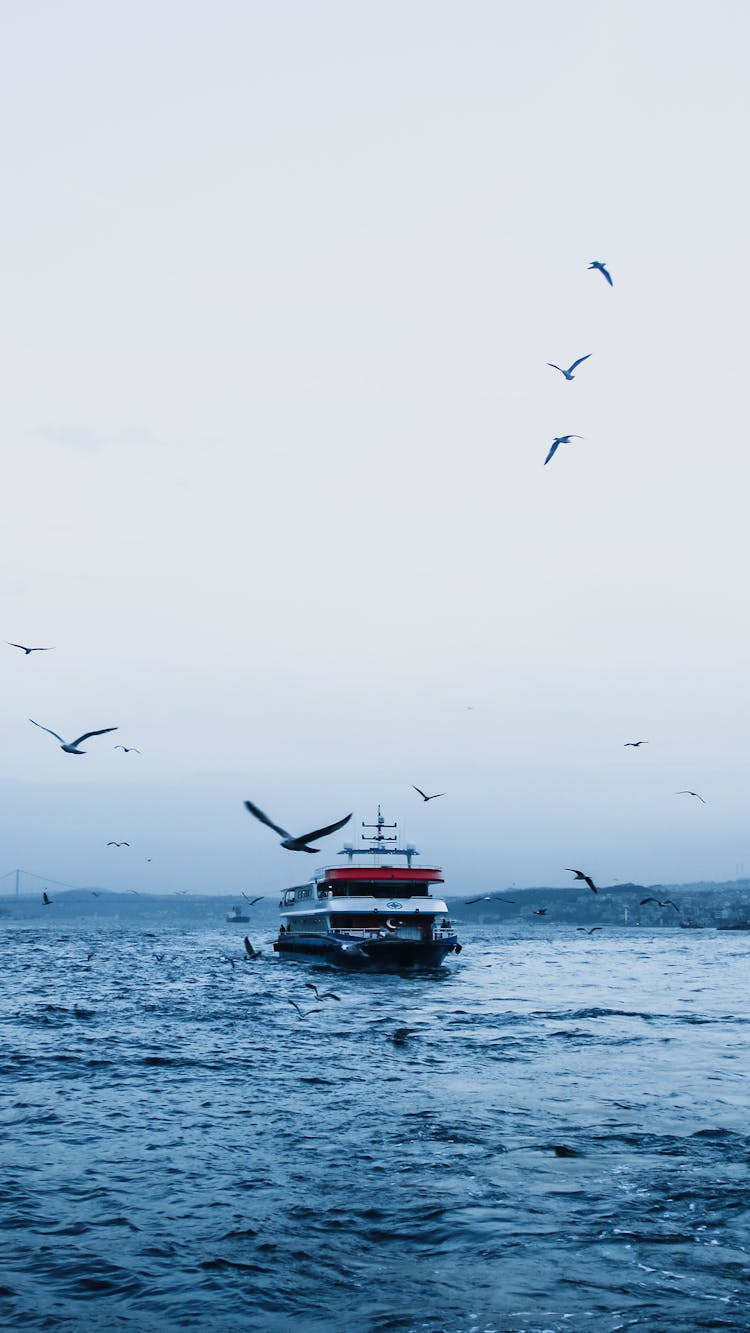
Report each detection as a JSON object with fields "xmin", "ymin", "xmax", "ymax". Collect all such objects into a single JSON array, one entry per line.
[
  {"xmin": 226, "ymin": 905, "xmax": 250, "ymax": 923},
  {"xmin": 273, "ymin": 807, "xmax": 461, "ymax": 968}
]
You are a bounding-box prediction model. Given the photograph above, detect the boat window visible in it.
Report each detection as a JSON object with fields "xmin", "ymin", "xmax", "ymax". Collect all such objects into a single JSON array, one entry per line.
[{"xmin": 283, "ymin": 889, "xmax": 296, "ymax": 905}]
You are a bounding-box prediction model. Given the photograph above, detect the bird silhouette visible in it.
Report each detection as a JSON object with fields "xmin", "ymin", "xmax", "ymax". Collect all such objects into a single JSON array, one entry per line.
[
  {"xmin": 640, "ymin": 898, "xmax": 680, "ymax": 911},
  {"xmin": 412, "ymin": 785, "xmax": 445, "ymax": 802},
  {"xmin": 243, "ymin": 937, "xmax": 262, "ymax": 959},
  {"xmin": 588, "ymin": 260, "xmax": 613, "ymax": 286},
  {"xmin": 576, "ymin": 927, "xmax": 602, "ymax": 935},
  {"xmin": 304, "ymin": 982, "xmax": 341, "ymax": 1002},
  {"xmin": 8, "ymin": 642, "xmax": 53, "ymax": 655},
  {"xmin": 106, "ymin": 841, "xmax": 130, "ymax": 848},
  {"xmin": 566, "ymin": 868, "xmax": 599, "ymax": 893},
  {"xmin": 677, "ymin": 790, "xmax": 706, "ymax": 804},
  {"xmin": 547, "ymin": 354, "xmax": 591, "ymax": 381},
  {"xmin": 241, "ymin": 893, "xmax": 264, "ymax": 907},
  {"xmin": 243, "ymin": 801, "xmax": 352, "ymax": 852},
  {"xmin": 464, "ymin": 894, "xmax": 515, "ymax": 905},
  {"xmin": 114, "ymin": 745, "xmax": 141, "ymax": 754},
  {"xmin": 624, "ymin": 740, "xmax": 648, "ymax": 747},
  {"xmin": 288, "ymin": 999, "xmax": 322, "ymax": 1019},
  {"xmin": 533, "ymin": 908, "xmax": 548, "ymax": 916},
  {"xmin": 42, "ymin": 891, "xmax": 52, "ymax": 906},
  {"xmin": 544, "ymin": 435, "xmax": 583, "ymax": 465},
  {"xmin": 30, "ymin": 719, "xmax": 118, "ymax": 754}
]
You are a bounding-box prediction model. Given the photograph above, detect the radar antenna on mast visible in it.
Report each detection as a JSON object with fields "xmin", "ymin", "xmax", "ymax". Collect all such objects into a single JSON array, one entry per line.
[
  {"xmin": 361, "ymin": 805, "xmax": 397, "ymax": 845},
  {"xmin": 339, "ymin": 805, "xmax": 419, "ymax": 866}
]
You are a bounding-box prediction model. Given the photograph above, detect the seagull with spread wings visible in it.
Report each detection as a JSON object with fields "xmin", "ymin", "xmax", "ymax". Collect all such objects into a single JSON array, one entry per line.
[
  {"xmin": 464, "ymin": 894, "xmax": 515, "ymax": 905},
  {"xmin": 624, "ymin": 740, "xmax": 648, "ymax": 747},
  {"xmin": 547, "ymin": 354, "xmax": 591, "ymax": 381},
  {"xmin": 566, "ymin": 868, "xmax": 599, "ymax": 893},
  {"xmin": 544, "ymin": 435, "xmax": 583, "ymax": 465},
  {"xmin": 8, "ymin": 642, "xmax": 54, "ymax": 655},
  {"xmin": 288, "ymin": 999, "xmax": 322, "ymax": 1019},
  {"xmin": 677, "ymin": 790, "xmax": 706, "ymax": 804},
  {"xmin": 114, "ymin": 745, "xmax": 141, "ymax": 754},
  {"xmin": 106, "ymin": 841, "xmax": 130, "ymax": 848},
  {"xmin": 243, "ymin": 800, "xmax": 352, "ymax": 852},
  {"xmin": 30, "ymin": 719, "xmax": 118, "ymax": 754},
  {"xmin": 304, "ymin": 982, "xmax": 341, "ymax": 1002},
  {"xmin": 412, "ymin": 785, "xmax": 445, "ymax": 802},
  {"xmin": 640, "ymin": 897, "xmax": 680, "ymax": 911},
  {"xmin": 588, "ymin": 260, "xmax": 613, "ymax": 286}
]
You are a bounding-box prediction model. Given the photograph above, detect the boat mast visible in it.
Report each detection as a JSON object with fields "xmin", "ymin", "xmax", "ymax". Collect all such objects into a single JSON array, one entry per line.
[{"xmin": 340, "ymin": 806, "xmax": 418, "ymax": 867}]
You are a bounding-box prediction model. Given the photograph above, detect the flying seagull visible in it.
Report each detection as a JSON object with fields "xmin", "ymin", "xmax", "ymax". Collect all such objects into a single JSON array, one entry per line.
[
  {"xmin": 464, "ymin": 894, "xmax": 515, "ymax": 905},
  {"xmin": 288, "ymin": 999, "xmax": 322, "ymax": 1019},
  {"xmin": 533, "ymin": 908, "xmax": 548, "ymax": 916},
  {"xmin": 640, "ymin": 897, "xmax": 680, "ymax": 911},
  {"xmin": 304, "ymin": 982, "xmax": 341, "ymax": 1002},
  {"xmin": 547, "ymin": 354, "xmax": 591, "ymax": 381},
  {"xmin": 243, "ymin": 800, "xmax": 352, "ymax": 853},
  {"xmin": 42, "ymin": 891, "xmax": 52, "ymax": 906},
  {"xmin": 114, "ymin": 745, "xmax": 141, "ymax": 754},
  {"xmin": 624, "ymin": 740, "xmax": 648, "ymax": 747},
  {"xmin": 412, "ymin": 786, "xmax": 445, "ymax": 802},
  {"xmin": 241, "ymin": 893, "xmax": 264, "ymax": 907},
  {"xmin": 566, "ymin": 868, "xmax": 599, "ymax": 893},
  {"xmin": 544, "ymin": 435, "xmax": 583, "ymax": 465},
  {"xmin": 30, "ymin": 719, "xmax": 118, "ymax": 754},
  {"xmin": 677, "ymin": 790, "xmax": 706, "ymax": 804},
  {"xmin": 577, "ymin": 926, "xmax": 602, "ymax": 935},
  {"xmin": 588, "ymin": 260, "xmax": 613, "ymax": 286},
  {"xmin": 8, "ymin": 642, "xmax": 54, "ymax": 655},
  {"xmin": 106, "ymin": 841, "xmax": 130, "ymax": 847},
  {"xmin": 243, "ymin": 937, "xmax": 262, "ymax": 960}
]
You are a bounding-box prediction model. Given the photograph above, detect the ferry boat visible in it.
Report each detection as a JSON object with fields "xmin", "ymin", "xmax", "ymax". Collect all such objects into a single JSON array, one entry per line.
[
  {"xmin": 273, "ymin": 808, "xmax": 461, "ymax": 968},
  {"xmin": 226, "ymin": 905, "xmax": 250, "ymax": 923}
]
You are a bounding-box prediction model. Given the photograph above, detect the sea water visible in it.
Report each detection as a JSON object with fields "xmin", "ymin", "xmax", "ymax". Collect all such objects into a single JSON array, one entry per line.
[{"xmin": 1, "ymin": 924, "xmax": 748, "ymax": 1331}]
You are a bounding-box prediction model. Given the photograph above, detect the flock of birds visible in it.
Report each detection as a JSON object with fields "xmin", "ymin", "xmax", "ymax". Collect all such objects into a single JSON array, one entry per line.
[
  {"xmin": 542, "ymin": 261, "xmax": 613, "ymax": 466},
  {"xmin": 7, "ymin": 304, "xmax": 710, "ymax": 932},
  {"xmin": 464, "ymin": 875, "xmax": 682, "ymax": 925}
]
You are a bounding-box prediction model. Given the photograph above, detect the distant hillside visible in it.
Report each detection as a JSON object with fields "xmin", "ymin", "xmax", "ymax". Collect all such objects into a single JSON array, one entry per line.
[{"xmin": 447, "ymin": 880, "xmax": 750, "ymax": 928}]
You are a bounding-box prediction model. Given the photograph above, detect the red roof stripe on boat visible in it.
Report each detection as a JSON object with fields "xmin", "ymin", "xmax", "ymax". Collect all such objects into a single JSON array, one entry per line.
[{"xmin": 322, "ymin": 866, "xmax": 443, "ymax": 883}]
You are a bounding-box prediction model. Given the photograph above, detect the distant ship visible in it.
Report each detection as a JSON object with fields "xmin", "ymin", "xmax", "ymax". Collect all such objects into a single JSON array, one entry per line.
[
  {"xmin": 226, "ymin": 905, "xmax": 250, "ymax": 923},
  {"xmin": 273, "ymin": 807, "xmax": 461, "ymax": 968}
]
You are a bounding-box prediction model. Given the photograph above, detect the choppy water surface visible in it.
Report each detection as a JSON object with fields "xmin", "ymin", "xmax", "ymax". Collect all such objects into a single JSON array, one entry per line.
[{"xmin": 1, "ymin": 924, "xmax": 748, "ymax": 1332}]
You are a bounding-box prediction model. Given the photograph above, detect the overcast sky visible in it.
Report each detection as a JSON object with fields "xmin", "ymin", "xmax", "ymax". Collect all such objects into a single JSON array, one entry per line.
[{"xmin": 2, "ymin": 1, "xmax": 749, "ymax": 896}]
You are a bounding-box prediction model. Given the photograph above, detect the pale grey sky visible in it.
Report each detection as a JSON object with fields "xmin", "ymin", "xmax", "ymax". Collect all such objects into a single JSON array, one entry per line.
[{"xmin": 2, "ymin": 1, "xmax": 749, "ymax": 894}]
